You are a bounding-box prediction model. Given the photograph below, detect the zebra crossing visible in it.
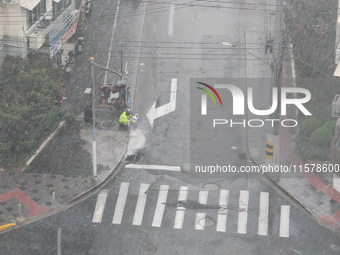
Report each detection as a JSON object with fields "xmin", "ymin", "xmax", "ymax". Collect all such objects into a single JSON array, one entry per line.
[{"xmin": 91, "ymin": 182, "xmax": 291, "ymax": 238}]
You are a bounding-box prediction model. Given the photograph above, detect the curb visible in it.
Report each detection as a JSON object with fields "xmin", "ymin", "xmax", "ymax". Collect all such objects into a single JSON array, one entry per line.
[{"xmin": 22, "ymin": 120, "xmax": 66, "ymax": 172}]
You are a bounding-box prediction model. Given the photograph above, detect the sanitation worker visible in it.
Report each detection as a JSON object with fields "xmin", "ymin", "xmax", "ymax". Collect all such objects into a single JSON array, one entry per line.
[{"xmin": 119, "ymin": 109, "xmax": 132, "ymax": 127}]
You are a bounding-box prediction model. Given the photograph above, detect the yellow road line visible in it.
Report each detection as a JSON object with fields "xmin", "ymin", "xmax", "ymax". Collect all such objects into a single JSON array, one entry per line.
[{"xmin": 0, "ymin": 223, "xmax": 16, "ymax": 231}]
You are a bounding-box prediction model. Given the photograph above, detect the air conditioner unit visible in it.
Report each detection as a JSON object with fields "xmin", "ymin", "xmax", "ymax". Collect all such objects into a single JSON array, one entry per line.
[
  {"xmin": 2, "ymin": 0, "xmax": 19, "ymax": 5},
  {"xmin": 29, "ymin": 30, "xmax": 46, "ymax": 50}
]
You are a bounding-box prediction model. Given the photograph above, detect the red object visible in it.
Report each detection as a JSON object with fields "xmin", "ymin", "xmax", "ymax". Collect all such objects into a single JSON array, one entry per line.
[
  {"xmin": 0, "ymin": 189, "xmax": 49, "ymax": 217},
  {"xmin": 102, "ymin": 98, "xmax": 105, "ymax": 103}
]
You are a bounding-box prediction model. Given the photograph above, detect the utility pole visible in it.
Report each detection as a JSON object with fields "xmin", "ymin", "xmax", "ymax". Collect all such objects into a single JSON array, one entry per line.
[
  {"xmin": 90, "ymin": 57, "xmax": 97, "ymax": 177},
  {"xmin": 266, "ymin": 0, "xmax": 283, "ymax": 166},
  {"xmin": 272, "ymin": 0, "xmax": 283, "ymax": 130}
]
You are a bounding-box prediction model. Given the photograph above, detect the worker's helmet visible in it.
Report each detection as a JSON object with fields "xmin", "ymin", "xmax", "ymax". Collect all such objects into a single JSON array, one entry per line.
[{"xmin": 126, "ymin": 109, "xmax": 131, "ymax": 116}]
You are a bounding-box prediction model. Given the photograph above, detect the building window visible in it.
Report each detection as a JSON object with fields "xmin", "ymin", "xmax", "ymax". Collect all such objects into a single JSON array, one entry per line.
[
  {"xmin": 53, "ymin": 0, "xmax": 72, "ymax": 20},
  {"xmin": 26, "ymin": 0, "xmax": 47, "ymax": 29}
]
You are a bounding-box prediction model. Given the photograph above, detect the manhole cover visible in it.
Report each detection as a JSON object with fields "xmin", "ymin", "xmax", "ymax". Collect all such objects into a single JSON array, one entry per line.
[
  {"xmin": 197, "ymin": 217, "xmax": 215, "ymax": 227},
  {"xmin": 202, "ymin": 184, "xmax": 218, "ymax": 191},
  {"xmin": 238, "ymin": 153, "xmax": 247, "ymax": 160},
  {"xmin": 143, "ymin": 244, "xmax": 157, "ymax": 252}
]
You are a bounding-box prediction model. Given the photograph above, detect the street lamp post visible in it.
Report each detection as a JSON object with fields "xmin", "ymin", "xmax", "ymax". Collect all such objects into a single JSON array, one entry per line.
[{"xmin": 222, "ymin": 41, "xmax": 272, "ymax": 66}]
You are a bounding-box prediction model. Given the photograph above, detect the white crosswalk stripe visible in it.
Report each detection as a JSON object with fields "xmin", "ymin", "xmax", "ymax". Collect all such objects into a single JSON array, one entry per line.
[
  {"xmin": 279, "ymin": 205, "xmax": 290, "ymax": 238},
  {"xmin": 173, "ymin": 186, "xmax": 188, "ymax": 229},
  {"xmin": 237, "ymin": 190, "xmax": 249, "ymax": 234},
  {"xmin": 258, "ymin": 192, "xmax": 269, "ymax": 236},
  {"xmin": 216, "ymin": 189, "xmax": 229, "ymax": 232},
  {"xmin": 152, "ymin": 185, "xmax": 169, "ymax": 227},
  {"xmin": 92, "ymin": 190, "xmax": 108, "ymax": 223},
  {"xmin": 91, "ymin": 182, "xmax": 290, "ymax": 238},
  {"xmin": 112, "ymin": 182, "xmax": 129, "ymax": 224},
  {"xmin": 195, "ymin": 190, "xmax": 208, "ymax": 230},
  {"xmin": 132, "ymin": 183, "xmax": 149, "ymax": 225}
]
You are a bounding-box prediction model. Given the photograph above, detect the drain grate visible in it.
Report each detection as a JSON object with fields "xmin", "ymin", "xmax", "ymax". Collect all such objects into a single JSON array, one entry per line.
[{"xmin": 125, "ymin": 154, "xmax": 137, "ymax": 162}]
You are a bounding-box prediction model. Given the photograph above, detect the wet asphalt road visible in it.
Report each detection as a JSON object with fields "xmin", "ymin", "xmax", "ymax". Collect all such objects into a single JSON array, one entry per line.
[{"xmin": 2, "ymin": 0, "xmax": 340, "ymax": 255}]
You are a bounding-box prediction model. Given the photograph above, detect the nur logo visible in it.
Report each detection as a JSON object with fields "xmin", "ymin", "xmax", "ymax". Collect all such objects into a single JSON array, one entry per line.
[
  {"xmin": 196, "ymin": 82, "xmax": 223, "ymax": 115},
  {"xmin": 196, "ymin": 82, "xmax": 312, "ymax": 116}
]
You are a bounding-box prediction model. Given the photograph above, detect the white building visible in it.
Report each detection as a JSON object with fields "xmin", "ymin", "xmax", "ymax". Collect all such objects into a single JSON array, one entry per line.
[{"xmin": 0, "ymin": 0, "xmax": 80, "ymax": 65}]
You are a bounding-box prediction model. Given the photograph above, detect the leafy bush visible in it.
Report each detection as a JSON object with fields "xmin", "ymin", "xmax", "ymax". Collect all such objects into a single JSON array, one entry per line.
[
  {"xmin": 298, "ymin": 138, "xmax": 330, "ymax": 160},
  {"xmin": 299, "ymin": 117, "xmax": 321, "ymax": 137},
  {"xmin": 310, "ymin": 127, "xmax": 333, "ymax": 146},
  {"xmin": 323, "ymin": 120, "xmax": 336, "ymax": 133}
]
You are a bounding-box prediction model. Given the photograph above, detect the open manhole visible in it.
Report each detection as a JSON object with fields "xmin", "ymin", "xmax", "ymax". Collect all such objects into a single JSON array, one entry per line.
[
  {"xmin": 101, "ymin": 120, "xmax": 116, "ymax": 128},
  {"xmin": 201, "ymin": 184, "xmax": 219, "ymax": 191},
  {"xmin": 197, "ymin": 217, "xmax": 215, "ymax": 227}
]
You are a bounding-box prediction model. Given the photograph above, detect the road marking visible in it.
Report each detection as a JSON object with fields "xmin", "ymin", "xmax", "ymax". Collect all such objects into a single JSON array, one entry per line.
[
  {"xmin": 152, "ymin": 185, "xmax": 169, "ymax": 227},
  {"xmin": 279, "ymin": 205, "xmax": 290, "ymax": 238},
  {"xmin": 216, "ymin": 189, "xmax": 229, "ymax": 232},
  {"xmin": 195, "ymin": 190, "xmax": 208, "ymax": 230},
  {"xmin": 112, "ymin": 182, "xmax": 129, "ymax": 224},
  {"xmin": 146, "ymin": 78, "xmax": 177, "ymax": 127},
  {"xmin": 57, "ymin": 228, "xmax": 62, "ymax": 255},
  {"xmin": 132, "ymin": 183, "xmax": 150, "ymax": 225},
  {"xmin": 0, "ymin": 223, "xmax": 16, "ymax": 232},
  {"xmin": 258, "ymin": 192, "xmax": 269, "ymax": 236},
  {"xmin": 237, "ymin": 190, "xmax": 249, "ymax": 234},
  {"xmin": 92, "ymin": 190, "xmax": 109, "ymax": 223},
  {"xmin": 125, "ymin": 164, "xmax": 181, "ymax": 172},
  {"xmin": 168, "ymin": 4, "xmax": 175, "ymax": 36},
  {"xmin": 174, "ymin": 186, "xmax": 189, "ymax": 229},
  {"xmin": 104, "ymin": 0, "xmax": 121, "ymax": 83}
]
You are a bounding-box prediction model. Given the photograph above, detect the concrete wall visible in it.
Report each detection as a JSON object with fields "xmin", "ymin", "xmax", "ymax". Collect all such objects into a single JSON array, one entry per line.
[{"xmin": 0, "ymin": 3, "xmax": 25, "ymax": 39}]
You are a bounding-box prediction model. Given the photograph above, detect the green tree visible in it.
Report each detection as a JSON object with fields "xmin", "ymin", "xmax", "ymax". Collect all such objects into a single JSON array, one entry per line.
[
  {"xmin": 299, "ymin": 117, "xmax": 321, "ymax": 137},
  {"xmin": 311, "ymin": 127, "xmax": 333, "ymax": 146},
  {"xmin": 0, "ymin": 54, "xmax": 63, "ymax": 168}
]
